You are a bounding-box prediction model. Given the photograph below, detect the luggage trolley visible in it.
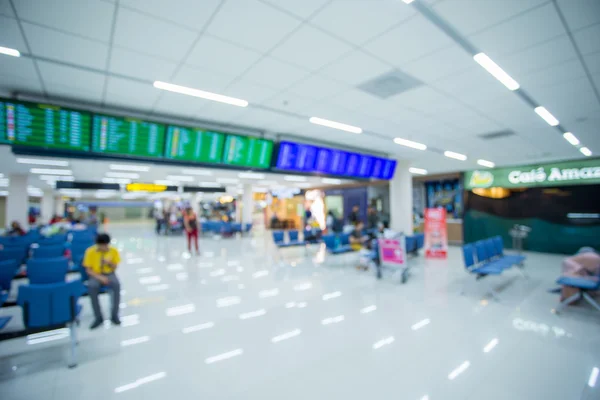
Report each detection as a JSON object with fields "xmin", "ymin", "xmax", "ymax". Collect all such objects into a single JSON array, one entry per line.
[
  {"xmin": 509, "ymin": 224, "xmax": 531, "ymax": 255},
  {"xmin": 372, "ymin": 232, "xmax": 409, "ymax": 283}
]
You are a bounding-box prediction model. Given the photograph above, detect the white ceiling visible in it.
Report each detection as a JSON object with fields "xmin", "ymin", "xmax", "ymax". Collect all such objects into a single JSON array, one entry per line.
[{"xmin": 0, "ymin": 0, "xmax": 598, "ymax": 175}]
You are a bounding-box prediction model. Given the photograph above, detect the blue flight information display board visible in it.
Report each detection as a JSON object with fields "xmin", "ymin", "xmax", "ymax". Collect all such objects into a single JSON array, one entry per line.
[{"xmin": 275, "ymin": 141, "xmax": 396, "ymax": 180}]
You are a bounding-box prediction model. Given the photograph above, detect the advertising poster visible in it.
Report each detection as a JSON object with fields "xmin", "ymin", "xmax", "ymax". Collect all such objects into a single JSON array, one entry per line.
[
  {"xmin": 424, "ymin": 208, "xmax": 448, "ymax": 259},
  {"xmin": 378, "ymin": 238, "xmax": 406, "ymax": 269}
]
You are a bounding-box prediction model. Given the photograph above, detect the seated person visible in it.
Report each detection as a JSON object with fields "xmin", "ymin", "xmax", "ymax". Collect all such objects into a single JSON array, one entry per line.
[
  {"xmin": 349, "ymin": 221, "xmax": 368, "ymax": 251},
  {"xmin": 5, "ymin": 221, "xmax": 26, "ymax": 237},
  {"xmin": 560, "ymin": 247, "xmax": 600, "ymax": 301}
]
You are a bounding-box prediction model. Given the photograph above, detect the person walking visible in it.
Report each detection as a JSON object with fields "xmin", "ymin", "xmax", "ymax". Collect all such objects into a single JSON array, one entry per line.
[
  {"xmin": 184, "ymin": 207, "xmax": 200, "ymax": 254},
  {"xmin": 83, "ymin": 233, "xmax": 122, "ymax": 330}
]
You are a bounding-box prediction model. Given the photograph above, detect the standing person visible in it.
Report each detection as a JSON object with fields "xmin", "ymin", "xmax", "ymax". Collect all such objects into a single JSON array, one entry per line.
[
  {"xmin": 348, "ymin": 205, "xmax": 360, "ymax": 225},
  {"xmin": 86, "ymin": 208, "xmax": 99, "ymax": 229},
  {"xmin": 153, "ymin": 208, "xmax": 164, "ymax": 235},
  {"xmin": 83, "ymin": 233, "xmax": 121, "ymax": 329},
  {"xmin": 326, "ymin": 211, "xmax": 335, "ymax": 232},
  {"xmin": 183, "ymin": 207, "xmax": 200, "ymax": 254},
  {"xmin": 367, "ymin": 206, "xmax": 379, "ymax": 230}
]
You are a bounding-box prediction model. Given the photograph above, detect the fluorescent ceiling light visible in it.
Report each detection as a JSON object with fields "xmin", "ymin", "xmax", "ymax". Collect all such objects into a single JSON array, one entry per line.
[
  {"xmin": 309, "ymin": 117, "xmax": 362, "ymax": 134},
  {"xmin": 30, "ymin": 168, "xmax": 72, "ymax": 175},
  {"xmin": 39, "ymin": 175, "xmax": 75, "ymax": 181},
  {"xmin": 402, "ymin": 0, "xmax": 415, "ymax": 3},
  {"xmin": 321, "ymin": 178, "xmax": 342, "ymax": 185},
  {"xmin": 589, "ymin": 367, "xmax": 599, "ymax": 387},
  {"xmin": 409, "ymin": 167, "xmax": 427, "ymax": 175},
  {"xmin": 444, "ymin": 151, "xmax": 467, "ymax": 161},
  {"xmin": 166, "ymin": 175, "xmax": 194, "ymax": 182},
  {"xmin": 483, "ymin": 338, "xmax": 499, "ymax": 353},
  {"xmin": 394, "ymin": 137, "xmax": 427, "ymax": 150},
  {"xmin": 17, "ymin": 158, "xmax": 69, "ymax": 167},
  {"xmin": 216, "ymin": 178, "xmax": 239, "ymax": 184},
  {"xmin": 284, "ymin": 175, "xmax": 307, "ymax": 182},
  {"xmin": 580, "ymin": 147, "xmax": 592, "ymax": 157},
  {"xmin": 106, "ymin": 172, "xmax": 140, "ymax": 179},
  {"xmin": 534, "ymin": 106, "xmax": 559, "ymax": 126},
  {"xmin": 154, "ymin": 180, "xmax": 178, "ymax": 186},
  {"xmin": 153, "ymin": 81, "xmax": 248, "ymax": 107},
  {"xmin": 562, "ymin": 132, "xmax": 580, "ymax": 146},
  {"xmin": 102, "ymin": 177, "xmax": 131, "ymax": 184},
  {"xmin": 238, "ymin": 172, "xmax": 265, "ymax": 180},
  {"xmin": 473, "ymin": 53, "xmax": 520, "ymax": 91},
  {"xmin": 181, "ymin": 169, "xmax": 212, "ymax": 176},
  {"xmin": 477, "ymin": 159, "xmax": 495, "ymax": 168},
  {"xmin": 109, "ymin": 164, "xmax": 150, "ymax": 172},
  {"xmin": 448, "ymin": 361, "xmax": 470, "ymax": 380},
  {"xmin": 199, "ymin": 182, "xmax": 222, "ymax": 188},
  {"xmin": 0, "ymin": 46, "xmax": 20, "ymax": 57}
]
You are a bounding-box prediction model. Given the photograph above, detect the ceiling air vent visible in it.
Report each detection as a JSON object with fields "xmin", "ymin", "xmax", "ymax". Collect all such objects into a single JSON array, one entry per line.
[
  {"xmin": 357, "ymin": 70, "xmax": 423, "ymax": 99},
  {"xmin": 478, "ymin": 129, "xmax": 515, "ymax": 140}
]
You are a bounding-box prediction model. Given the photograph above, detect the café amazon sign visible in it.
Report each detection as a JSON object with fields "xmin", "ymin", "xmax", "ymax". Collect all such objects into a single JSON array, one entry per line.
[{"xmin": 464, "ymin": 158, "xmax": 600, "ymax": 189}]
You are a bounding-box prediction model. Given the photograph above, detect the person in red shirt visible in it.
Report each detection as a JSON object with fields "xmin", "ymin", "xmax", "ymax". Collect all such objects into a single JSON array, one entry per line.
[{"xmin": 183, "ymin": 207, "xmax": 200, "ymax": 254}]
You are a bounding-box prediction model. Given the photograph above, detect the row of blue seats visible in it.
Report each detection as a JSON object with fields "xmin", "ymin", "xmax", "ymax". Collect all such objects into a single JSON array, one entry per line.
[
  {"xmin": 201, "ymin": 222, "xmax": 252, "ymax": 234},
  {"xmin": 0, "ymin": 277, "xmax": 84, "ymax": 368},
  {"xmin": 462, "ymin": 236, "xmax": 527, "ymax": 298},
  {"xmin": 406, "ymin": 233, "xmax": 425, "ymax": 254}
]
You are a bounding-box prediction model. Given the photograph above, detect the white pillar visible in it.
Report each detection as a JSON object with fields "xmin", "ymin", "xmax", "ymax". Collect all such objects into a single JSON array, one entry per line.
[
  {"xmin": 389, "ymin": 161, "xmax": 413, "ymax": 235},
  {"xmin": 54, "ymin": 196, "xmax": 65, "ymax": 217},
  {"xmin": 6, "ymin": 174, "xmax": 28, "ymax": 228},
  {"xmin": 241, "ymin": 184, "xmax": 254, "ymax": 225},
  {"xmin": 40, "ymin": 191, "xmax": 54, "ymax": 223}
]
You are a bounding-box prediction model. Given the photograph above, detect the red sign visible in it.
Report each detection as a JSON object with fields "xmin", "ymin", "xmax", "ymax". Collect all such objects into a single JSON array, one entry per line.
[{"xmin": 424, "ymin": 208, "xmax": 448, "ymax": 259}]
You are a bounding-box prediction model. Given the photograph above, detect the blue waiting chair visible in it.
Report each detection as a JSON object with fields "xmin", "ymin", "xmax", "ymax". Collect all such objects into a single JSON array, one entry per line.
[
  {"xmin": 17, "ymin": 280, "xmax": 85, "ymax": 368},
  {"xmin": 322, "ymin": 234, "xmax": 354, "ymax": 255},
  {"xmin": 0, "ymin": 245, "xmax": 28, "ymax": 265},
  {"xmin": 555, "ymin": 267, "xmax": 600, "ymax": 314},
  {"xmin": 287, "ymin": 230, "xmax": 305, "ymax": 246},
  {"xmin": 31, "ymin": 244, "xmax": 66, "ymax": 259},
  {"xmin": 272, "ymin": 231, "xmax": 285, "ymax": 246},
  {"xmin": 69, "ymin": 230, "xmax": 95, "ymax": 244},
  {"xmin": 231, "ymin": 223, "xmax": 242, "ymax": 233},
  {"xmin": 474, "ymin": 241, "xmax": 513, "ymax": 271},
  {"xmin": 462, "ymin": 243, "xmax": 505, "ymax": 300},
  {"xmin": 0, "ymin": 288, "xmax": 11, "ymax": 329},
  {"xmin": 415, "ymin": 233, "xmax": 425, "ymax": 251},
  {"xmin": 26, "ymin": 257, "xmax": 69, "ymax": 284},
  {"xmin": 406, "ymin": 236, "xmax": 417, "ymax": 254},
  {"xmin": 244, "ymin": 223, "xmax": 253, "ymax": 234},
  {"xmin": 0, "ymin": 259, "xmax": 20, "ymax": 292},
  {"xmin": 491, "ymin": 236, "xmax": 526, "ymax": 266},
  {"xmin": 36, "ymin": 233, "xmax": 68, "ymax": 246}
]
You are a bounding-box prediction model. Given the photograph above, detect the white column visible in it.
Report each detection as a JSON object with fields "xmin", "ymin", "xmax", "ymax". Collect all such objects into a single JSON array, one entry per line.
[
  {"xmin": 389, "ymin": 161, "xmax": 413, "ymax": 234},
  {"xmin": 54, "ymin": 196, "xmax": 65, "ymax": 217},
  {"xmin": 40, "ymin": 191, "xmax": 54, "ymax": 223},
  {"xmin": 6, "ymin": 174, "xmax": 28, "ymax": 228},
  {"xmin": 241, "ymin": 184, "xmax": 254, "ymax": 225}
]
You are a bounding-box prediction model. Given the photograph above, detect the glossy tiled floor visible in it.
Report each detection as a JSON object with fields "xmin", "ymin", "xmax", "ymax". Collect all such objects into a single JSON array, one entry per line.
[{"xmin": 1, "ymin": 223, "xmax": 599, "ymax": 400}]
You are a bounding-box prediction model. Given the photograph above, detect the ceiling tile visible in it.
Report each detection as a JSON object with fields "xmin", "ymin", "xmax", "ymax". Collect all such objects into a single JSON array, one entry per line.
[
  {"xmin": 530, "ymin": 77, "xmax": 600, "ymax": 120},
  {"xmin": 0, "ymin": 0, "xmax": 14, "ymax": 17},
  {"xmin": 113, "ymin": 8, "xmax": 197, "ymax": 62},
  {"xmin": 325, "ymin": 88, "xmax": 381, "ymax": 111},
  {"xmin": 365, "ymin": 14, "xmax": 454, "ymax": 67},
  {"xmin": 109, "ymin": 47, "xmax": 178, "ymax": 82},
  {"xmin": 433, "ymin": 0, "xmax": 548, "ymax": 36},
  {"xmin": 14, "ymin": 0, "xmax": 114, "ymax": 42},
  {"xmin": 556, "ymin": 0, "xmax": 600, "ymax": 31},
  {"xmin": 206, "ymin": 0, "xmax": 302, "ymax": 53},
  {"xmin": 0, "ymin": 56, "xmax": 39, "ymax": 83},
  {"xmin": 261, "ymin": 0, "xmax": 330, "ymax": 19},
  {"xmin": 260, "ymin": 91, "xmax": 315, "ymax": 117},
  {"xmin": 222, "ymin": 80, "xmax": 278, "ymax": 104},
  {"xmin": 242, "ymin": 57, "xmax": 310, "ymax": 90},
  {"xmin": 584, "ymin": 52, "xmax": 600, "ymax": 76},
  {"xmin": 573, "ymin": 23, "xmax": 600, "ymax": 55},
  {"xmin": 172, "ymin": 65, "xmax": 235, "ymax": 93},
  {"xmin": 186, "ymin": 35, "xmax": 262, "ymax": 77},
  {"xmin": 105, "ymin": 76, "xmax": 161, "ymax": 110},
  {"xmin": 195, "ymin": 102, "xmax": 246, "ymax": 127},
  {"xmin": 286, "ymin": 74, "xmax": 348, "ymax": 101},
  {"xmin": 310, "ymin": 0, "xmax": 415, "ymax": 46},
  {"xmin": 518, "ymin": 59, "xmax": 588, "ymax": 90},
  {"xmin": 23, "ymin": 22, "xmax": 109, "ymax": 69},
  {"xmin": 496, "ymin": 35, "xmax": 578, "ymax": 79},
  {"xmin": 37, "ymin": 60, "xmax": 105, "ymax": 103},
  {"xmin": 389, "ymin": 86, "xmax": 456, "ymax": 112},
  {"xmin": 153, "ymin": 91, "xmax": 211, "ymax": 117},
  {"xmin": 270, "ymin": 25, "xmax": 353, "ymax": 71},
  {"xmin": 0, "ymin": 15, "xmax": 27, "ymax": 50},
  {"xmin": 233, "ymin": 108, "xmax": 287, "ymax": 130},
  {"xmin": 469, "ymin": 3, "xmax": 566, "ymax": 57},
  {"xmin": 120, "ymin": 0, "xmax": 221, "ymax": 31},
  {"xmin": 320, "ymin": 50, "xmax": 392, "ymax": 86},
  {"xmin": 402, "ymin": 45, "xmax": 474, "ymax": 83}
]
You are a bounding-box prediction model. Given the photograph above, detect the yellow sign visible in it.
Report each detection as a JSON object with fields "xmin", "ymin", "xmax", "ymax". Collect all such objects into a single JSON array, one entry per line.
[{"xmin": 126, "ymin": 183, "xmax": 167, "ymax": 193}]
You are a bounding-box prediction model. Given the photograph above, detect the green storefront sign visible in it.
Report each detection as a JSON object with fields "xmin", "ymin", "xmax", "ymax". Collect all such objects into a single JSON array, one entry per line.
[{"xmin": 464, "ymin": 158, "xmax": 600, "ymax": 189}]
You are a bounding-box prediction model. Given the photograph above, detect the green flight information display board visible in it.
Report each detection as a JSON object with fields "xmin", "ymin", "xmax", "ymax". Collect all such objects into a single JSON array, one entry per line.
[
  {"xmin": 223, "ymin": 135, "xmax": 273, "ymax": 169},
  {"xmin": 165, "ymin": 125, "xmax": 225, "ymax": 164},
  {"xmin": 92, "ymin": 115, "xmax": 166, "ymax": 158},
  {"xmin": 0, "ymin": 99, "xmax": 91, "ymax": 151}
]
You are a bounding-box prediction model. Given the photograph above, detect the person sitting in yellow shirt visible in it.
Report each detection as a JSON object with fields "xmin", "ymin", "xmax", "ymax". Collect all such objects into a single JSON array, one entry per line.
[{"xmin": 83, "ymin": 233, "xmax": 122, "ymax": 330}]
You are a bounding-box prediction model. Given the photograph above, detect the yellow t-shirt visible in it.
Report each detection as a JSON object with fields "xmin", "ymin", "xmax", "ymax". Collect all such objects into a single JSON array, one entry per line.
[{"xmin": 83, "ymin": 246, "xmax": 121, "ymax": 275}]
